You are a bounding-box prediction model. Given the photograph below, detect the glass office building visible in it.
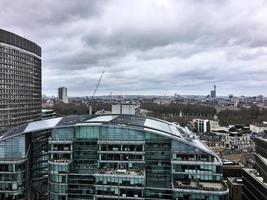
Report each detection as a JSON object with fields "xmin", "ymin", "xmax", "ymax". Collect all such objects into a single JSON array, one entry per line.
[
  {"xmin": 0, "ymin": 114, "xmax": 229, "ymax": 200},
  {"xmin": 0, "ymin": 29, "xmax": 42, "ymax": 133}
]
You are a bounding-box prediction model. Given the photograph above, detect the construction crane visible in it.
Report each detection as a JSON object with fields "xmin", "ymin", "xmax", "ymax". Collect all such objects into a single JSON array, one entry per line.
[
  {"xmin": 87, "ymin": 71, "xmax": 104, "ymax": 114},
  {"xmin": 108, "ymin": 91, "xmax": 112, "ymax": 99}
]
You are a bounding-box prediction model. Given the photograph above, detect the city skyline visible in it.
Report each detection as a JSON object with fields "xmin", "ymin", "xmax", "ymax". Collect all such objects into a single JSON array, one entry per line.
[{"xmin": 1, "ymin": 0, "xmax": 267, "ymax": 96}]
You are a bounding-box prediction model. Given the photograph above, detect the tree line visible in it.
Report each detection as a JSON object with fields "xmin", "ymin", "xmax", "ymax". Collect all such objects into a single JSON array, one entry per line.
[
  {"xmin": 142, "ymin": 103, "xmax": 216, "ymax": 118},
  {"xmin": 142, "ymin": 103, "xmax": 267, "ymax": 126},
  {"xmin": 218, "ymin": 105, "xmax": 267, "ymax": 126},
  {"xmin": 53, "ymin": 102, "xmax": 112, "ymax": 116}
]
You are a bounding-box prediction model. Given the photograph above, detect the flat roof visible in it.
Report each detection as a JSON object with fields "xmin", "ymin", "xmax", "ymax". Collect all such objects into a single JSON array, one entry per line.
[{"xmin": 227, "ymin": 177, "xmax": 243, "ymax": 185}]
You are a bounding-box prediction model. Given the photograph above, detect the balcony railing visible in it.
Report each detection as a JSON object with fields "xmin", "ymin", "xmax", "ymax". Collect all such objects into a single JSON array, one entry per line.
[
  {"xmin": 96, "ymin": 168, "xmax": 145, "ymax": 176},
  {"xmin": 173, "ymin": 180, "xmax": 227, "ymax": 192}
]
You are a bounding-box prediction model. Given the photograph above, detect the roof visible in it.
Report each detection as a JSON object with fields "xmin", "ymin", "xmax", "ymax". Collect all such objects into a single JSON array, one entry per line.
[
  {"xmin": 257, "ymin": 154, "xmax": 267, "ymax": 166},
  {"xmin": 0, "ymin": 118, "xmax": 63, "ymax": 141},
  {"xmin": 243, "ymin": 168, "xmax": 267, "ymax": 188},
  {"xmin": 0, "ymin": 114, "xmax": 217, "ymax": 157},
  {"xmin": 0, "ymin": 28, "xmax": 41, "ymax": 56},
  {"xmin": 227, "ymin": 177, "xmax": 243, "ymax": 185},
  {"xmin": 42, "ymin": 109, "xmax": 54, "ymax": 112},
  {"xmin": 257, "ymin": 137, "xmax": 267, "ymax": 143},
  {"xmin": 24, "ymin": 117, "xmax": 62, "ymax": 133}
]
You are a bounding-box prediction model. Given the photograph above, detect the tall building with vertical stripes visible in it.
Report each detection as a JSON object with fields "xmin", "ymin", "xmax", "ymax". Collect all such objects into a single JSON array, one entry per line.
[{"xmin": 0, "ymin": 29, "xmax": 42, "ymax": 133}]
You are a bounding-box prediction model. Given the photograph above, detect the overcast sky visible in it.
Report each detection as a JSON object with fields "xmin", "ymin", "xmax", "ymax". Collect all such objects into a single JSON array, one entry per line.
[{"xmin": 1, "ymin": 0, "xmax": 267, "ymax": 97}]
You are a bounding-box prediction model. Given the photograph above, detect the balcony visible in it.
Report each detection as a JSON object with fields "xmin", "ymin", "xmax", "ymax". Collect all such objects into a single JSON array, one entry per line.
[
  {"xmin": 48, "ymin": 159, "xmax": 72, "ymax": 164},
  {"xmin": 96, "ymin": 168, "xmax": 145, "ymax": 177},
  {"xmin": 173, "ymin": 180, "xmax": 228, "ymax": 194}
]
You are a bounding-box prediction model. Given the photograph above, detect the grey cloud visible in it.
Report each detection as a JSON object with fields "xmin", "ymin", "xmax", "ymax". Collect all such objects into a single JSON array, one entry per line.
[
  {"xmin": 1, "ymin": 0, "xmax": 267, "ymax": 96},
  {"xmin": 1, "ymin": 0, "xmax": 106, "ymax": 27}
]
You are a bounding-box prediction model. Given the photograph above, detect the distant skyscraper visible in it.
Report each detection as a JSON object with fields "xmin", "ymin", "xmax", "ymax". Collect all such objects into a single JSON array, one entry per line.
[
  {"xmin": 58, "ymin": 87, "xmax": 69, "ymax": 103},
  {"xmin": 0, "ymin": 29, "xmax": 42, "ymax": 133},
  {"xmin": 211, "ymin": 84, "xmax": 216, "ymax": 98}
]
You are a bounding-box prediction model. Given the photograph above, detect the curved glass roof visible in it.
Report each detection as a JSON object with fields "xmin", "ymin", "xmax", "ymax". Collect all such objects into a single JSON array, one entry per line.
[{"xmin": 0, "ymin": 114, "xmax": 216, "ymax": 157}]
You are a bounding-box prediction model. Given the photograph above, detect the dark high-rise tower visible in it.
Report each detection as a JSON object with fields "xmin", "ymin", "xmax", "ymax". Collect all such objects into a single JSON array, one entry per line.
[
  {"xmin": 58, "ymin": 87, "xmax": 69, "ymax": 103},
  {"xmin": 211, "ymin": 84, "xmax": 216, "ymax": 98},
  {"xmin": 0, "ymin": 29, "xmax": 41, "ymax": 133}
]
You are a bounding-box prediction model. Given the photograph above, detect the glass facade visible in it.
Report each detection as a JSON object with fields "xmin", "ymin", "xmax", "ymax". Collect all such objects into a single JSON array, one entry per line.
[
  {"xmin": 48, "ymin": 125, "xmax": 228, "ymax": 200},
  {"xmin": 0, "ymin": 115, "xmax": 229, "ymax": 199},
  {"xmin": 31, "ymin": 130, "xmax": 51, "ymax": 198},
  {"xmin": 0, "ymin": 135, "xmax": 27, "ymax": 200}
]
